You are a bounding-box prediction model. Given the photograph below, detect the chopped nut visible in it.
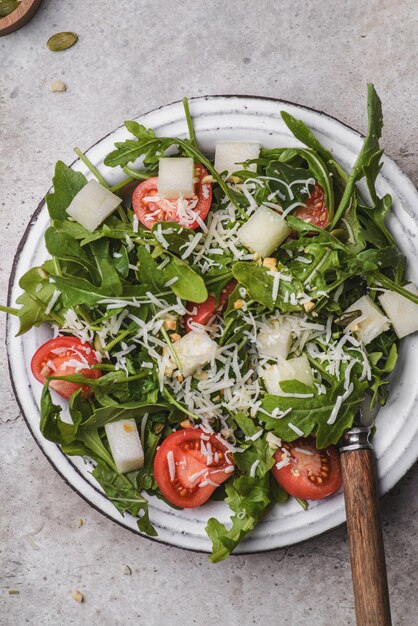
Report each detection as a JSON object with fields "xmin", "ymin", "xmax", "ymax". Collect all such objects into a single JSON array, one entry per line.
[
  {"xmin": 122, "ymin": 565, "xmax": 132, "ymax": 576},
  {"xmin": 170, "ymin": 333, "xmax": 181, "ymax": 342},
  {"xmin": 176, "ymin": 374, "xmax": 184, "ymax": 383},
  {"xmin": 50, "ymin": 80, "xmax": 66, "ymax": 93},
  {"xmin": 253, "ymin": 253, "xmax": 260, "ymax": 262},
  {"xmin": 163, "ymin": 318, "xmax": 177, "ymax": 331},
  {"xmin": 201, "ymin": 174, "xmax": 214, "ymax": 184},
  {"xmin": 303, "ymin": 301, "xmax": 315, "ymax": 313},
  {"xmin": 70, "ymin": 590, "xmax": 84, "ymax": 603},
  {"xmin": 262, "ymin": 257, "xmax": 278, "ymax": 271},
  {"xmin": 180, "ymin": 419, "xmax": 193, "ymax": 429},
  {"xmin": 234, "ymin": 299, "xmax": 245, "ymax": 309},
  {"xmin": 193, "ymin": 369, "xmax": 208, "ymax": 380},
  {"xmin": 228, "ymin": 175, "xmax": 242, "ymax": 184}
]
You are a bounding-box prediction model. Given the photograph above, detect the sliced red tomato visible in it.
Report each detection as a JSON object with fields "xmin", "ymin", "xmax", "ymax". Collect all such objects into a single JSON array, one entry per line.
[
  {"xmin": 154, "ymin": 428, "xmax": 234, "ymax": 508},
  {"xmin": 31, "ymin": 337, "xmax": 101, "ymax": 399},
  {"xmin": 272, "ymin": 437, "xmax": 341, "ymax": 500},
  {"xmin": 132, "ymin": 164, "xmax": 212, "ymax": 230},
  {"xmin": 184, "ymin": 280, "xmax": 237, "ymax": 332},
  {"xmin": 294, "ymin": 183, "xmax": 330, "ymax": 229}
]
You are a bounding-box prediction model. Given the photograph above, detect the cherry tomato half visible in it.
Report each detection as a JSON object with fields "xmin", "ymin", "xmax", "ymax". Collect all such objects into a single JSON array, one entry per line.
[
  {"xmin": 132, "ymin": 164, "xmax": 212, "ymax": 230},
  {"xmin": 31, "ymin": 337, "xmax": 101, "ymax": 399},
  {"xmin": 154, "ymin": 429, "xmax": 234, "ymax": 508},
  {"xmin": 272, "ymin": 437, "xmax": 341, "ymax": 500},
  {"xmin": 184, "ymin": 280, "xmax": 237, "ymax": 332},
  {"xmin": 294, "ymin": 183, "xmax": 330, "ymax": 229}
]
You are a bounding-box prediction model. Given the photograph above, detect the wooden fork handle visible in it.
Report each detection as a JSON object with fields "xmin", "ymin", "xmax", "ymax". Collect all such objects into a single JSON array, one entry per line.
[{"xmin": 340, "ymin": 429, "xmax": 392, "ymax": 626}]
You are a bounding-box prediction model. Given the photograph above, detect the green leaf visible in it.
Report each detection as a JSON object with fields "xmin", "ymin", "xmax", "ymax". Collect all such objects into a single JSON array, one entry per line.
[
  {"xmin": 40, "ymin": 384, "xmax": 80, "ymax": 445},
  {"xmin": 280, "ymin": 111, "xmax": 334, "ymax": 163},
  {"xmin": 51, "ymin": 275, "xmax": 108, "ymax": 307},
  {"xmin": 45, "ymin": 227, "xmax": 99, "ymax": 280},
  {"xmin": 265, "ymin": 161, "xmax": 316, "ymax": 211},
  {"xmin": 81, "ymin": 402, "xmax": 169, "ymax": 429},
  {"xmin": 88, "ymin": 239, "xmax": 123, "ymax": 296},
  {"xmin": 92, "ymin": 462, "xmax": 157, "ymax": 536},
  {"xmin": 332, "ymin": 84, "xmax": 383, "ymax": 227},
  {"xmin": 232, "ymin": 261, "xmax": 303, "ymax": 311},
  {"xmin": 45, "ymin": 161, "xmax": 87, "ymax": 220},
  {"xmin": 257, "ymin": 379, "xmax": 367, "ymax": 448},
  {"xmin": 103, "ymin": 122, "xmax": 175, "ymax": 169},
  {"xmin": 278, "ymin": 148, "xmax": 334, "ymax": 217},
  {"xmin": 207, "ymin": 475, "xmax": 271, "ymax": 562},
  {"xmin": 162, "ymin": 255, "xmax": 208, "ymax": 303},
  {"xmin": 137, "ymin": 247, "xmax": 165, "ymax": 291}
]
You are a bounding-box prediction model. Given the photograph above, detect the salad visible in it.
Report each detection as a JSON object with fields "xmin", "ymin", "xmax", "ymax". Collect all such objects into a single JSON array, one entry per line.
[{"xmin": 3, "ymin": 85, "xmax": 418, "ymax": 562}]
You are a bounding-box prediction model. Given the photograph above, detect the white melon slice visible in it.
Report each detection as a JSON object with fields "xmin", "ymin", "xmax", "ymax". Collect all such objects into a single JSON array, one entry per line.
[
  {"xmin": 157, "ymin": 157, "xmax": 194, "ymax": 198},
  {"xmin": 105, "ymin": 419, "xmax": 144, "ymax": 474},
  {"xmin": 344, "ymin": 295, "xmax": 390, "ymax": 344},
  {"xmin": 262, "ymin": 354, "xmax": 314, "ymax": 396},
  {"xmin": 66, "ymin": 179, "xmax": 121, "ymax": 232},
  {"xmin": 237, "ymin": 205, "xmax": 291, "ymax": 257},
  {"xmin": 378, "ymin": 283, "xmax": 418, "ymax": 338},
  {"xmin": 214, "ymin": 142, "xmax": 260, "ymax": 176}
]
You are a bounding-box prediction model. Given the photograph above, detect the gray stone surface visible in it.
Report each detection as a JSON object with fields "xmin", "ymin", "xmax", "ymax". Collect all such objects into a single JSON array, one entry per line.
[{"xmin": 0, "ymin": 1, "xmax": 417, "ymax": 624}]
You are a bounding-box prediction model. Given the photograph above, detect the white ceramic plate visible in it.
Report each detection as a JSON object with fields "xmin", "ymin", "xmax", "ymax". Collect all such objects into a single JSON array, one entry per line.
[{"xmin": 7, "ymin": 96, "xmax": 418, "ymax": 554}]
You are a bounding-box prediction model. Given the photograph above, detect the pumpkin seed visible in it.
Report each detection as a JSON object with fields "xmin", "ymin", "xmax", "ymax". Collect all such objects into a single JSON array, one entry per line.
[
  {"xmin": 0, "ymin": 0, "xmax": 20, "ymax": 18},
  {"xmin": 47, "ymin": 32, "xmax": 78, "ymax": 52},
  {"xmin": 334, "ymin": 310, "xmax": 362, "ymax": 327},
  {"xmin": 330, "ymin": 228, "xmax": 349, "ymax": 242}
]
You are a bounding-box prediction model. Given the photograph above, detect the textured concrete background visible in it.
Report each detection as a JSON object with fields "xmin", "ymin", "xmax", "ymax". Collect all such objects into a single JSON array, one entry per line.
[{"xmin": 1, "ymin": 1, "xmax": 417, "ymax": 624}]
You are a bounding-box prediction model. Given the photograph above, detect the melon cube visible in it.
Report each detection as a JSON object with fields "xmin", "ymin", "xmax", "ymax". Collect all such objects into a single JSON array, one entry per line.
[
  {"xmin": 104, "ymin": 419, "xmax": 144, "ymax": 474},
  {"xmin": 171, "ymin": 330, "xmax": 218, "ymax": 377},
  {"xmin": 157, "ymin": 157, "xmax": 194, "ymax": 198},
  {"xmin": 214, "ymin": 142, "xmax": 260, "ymax": 176},
  {"xmin": 344, "ymin": 295, "xmax": 390, "ymax": 344},
  {"xmin": 237, "ymin": 205, "xmax": 291, "ymax": 257},
  {"xmin": 66, "ymin": 179, "xmax": 121, "ymax": 232},
  {"xmin": 257, "ymin": 317, "xmax": 293, "ymax": 359},
  {"xmin": 262, "ymin": 354, "xmax": 314, "ymax": 396},
  {"xmin": 378, "ymin": 283, "xmax": 418, "ymax": 338}
]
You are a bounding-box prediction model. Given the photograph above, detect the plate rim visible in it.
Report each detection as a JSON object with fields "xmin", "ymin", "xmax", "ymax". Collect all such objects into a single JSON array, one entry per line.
[{"xmin": 6, "ymin": 93, "xmax": 417, "ymax": 555}]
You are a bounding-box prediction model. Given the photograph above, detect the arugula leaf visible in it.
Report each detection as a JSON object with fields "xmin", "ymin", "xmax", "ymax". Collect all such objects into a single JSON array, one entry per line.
[
  {"xmin": 40, "ymin": 384, "xmax": 80, "ymax": 444},
  {"xmin": 331, "ymin": 84, "xmax": 383, "ymax": 227},
  {"xmin": 258, "ymin": 379, "xmax": 367, "ymax": 448},
  {"xmin": 206, "ymin": 413, "xmax": 275, "ymax": 562},
  {"xmin": 207, "ymin": 475, "xmax": 271, "ymax": 562},
  {"xmin": 232, "ymin": 261, "xmax": 303, "ymax": 311},
  {"xmin": 137, "ymin": 247, "xmax": 164, "ymax": 290},
  {"xmin": 280, "ymin": 111, "xmax": 334, "ymax": 163},
  {"xmin": 162, "ymin": 255, "xmax": 208, "ymax": 303},
  {"xmin": 88, "ymin": 239, "xmax": 123, "ymax": 296},
  {"xmin": 277, "ymin": 148, "xmax": 334, "ymax": 216},
  {"xmin": 81, "ymin": 402, "xmax": 169, "ymax": 429},
  {"xmin": 265, "ymin": 161, "xmax": 314, "ymax": 211},
  {"xmin": 45, "ymin": 227, "xmax": 99, "ymax": 281},
  {"xmin": 46, "ymin": 161, "xmax": 87, "ymax": 220},
  {"xmin": 92, "ymin": 462, "xmax": 157, "ymax": 536},
  {"xmin": 104, "ymin": 122, "xmax": 176, "ymax": 170}
]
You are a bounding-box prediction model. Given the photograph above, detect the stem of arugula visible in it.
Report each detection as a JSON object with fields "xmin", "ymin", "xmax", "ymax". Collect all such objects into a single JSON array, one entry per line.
[
  {"xmin": 182, "ymin": 98, "xmax": 197, "ymax": 148},
  {"xmin": 162, "ymin": 387, "xmax": 200, "ymax": 420},
  {"xmin": 105, "ymin": 327, "xmax": 132, "ymax": 351},
  {"xmin": 74, "ymin": 147, "xmax": 109, "ymax": 188}
]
